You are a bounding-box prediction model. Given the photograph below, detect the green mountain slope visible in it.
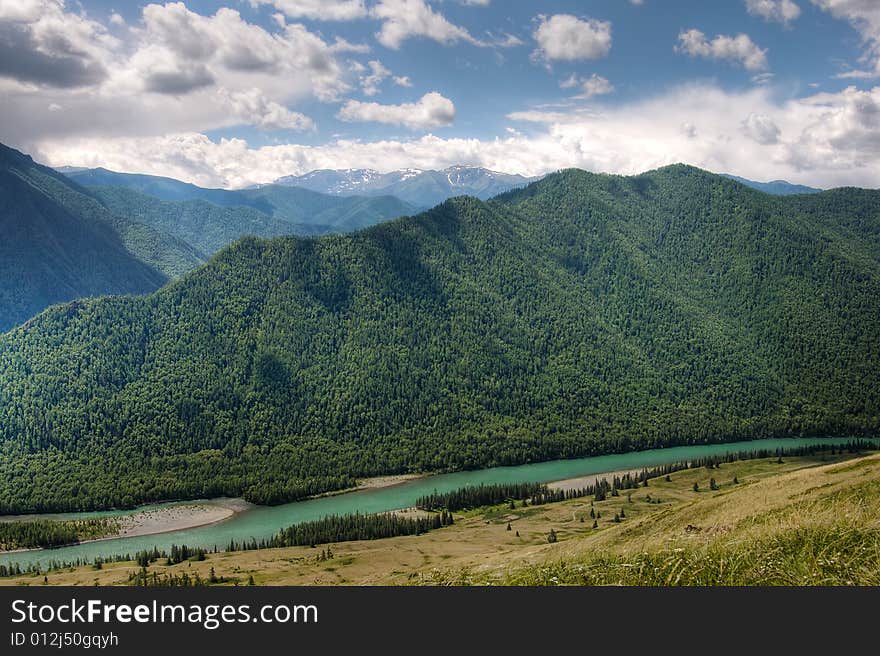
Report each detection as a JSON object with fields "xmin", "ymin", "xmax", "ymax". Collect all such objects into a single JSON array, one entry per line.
[
  {"xmin": 92, "ymin": 187, "xmax": 319, "ymax": 257},
  {"xmin": 0, "ymin": 166, "xmax": 877, "ymax": 511},
  {"xmin": 0, "ymin": 144, "xmax": 168, "ymax": 333}
]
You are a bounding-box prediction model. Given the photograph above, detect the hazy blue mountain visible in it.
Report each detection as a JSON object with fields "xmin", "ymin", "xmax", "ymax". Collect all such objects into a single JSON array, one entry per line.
[
  {"xmin": 0, "ymin": 144, "xmax": 167, "ymax": 333},
  {"xmin": 724, "ymin": 174, "xmax": 821, "ymax": 196},
  {"xmin": 272, "ymin": 166, "xmax": 541, "ymax": 208},
  {"xmin": 64, "ymin": 168, "xmax": 418, "ymax": 246},
  {"xmin": 62, "ymin": 167, "xmax": 251, "ymax": 207}
]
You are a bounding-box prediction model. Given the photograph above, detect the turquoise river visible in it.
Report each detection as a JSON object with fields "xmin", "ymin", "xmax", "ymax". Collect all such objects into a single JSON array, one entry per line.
[{"xmin": 0, "ymin": 437, "xmax": 873, "ymax": 570}]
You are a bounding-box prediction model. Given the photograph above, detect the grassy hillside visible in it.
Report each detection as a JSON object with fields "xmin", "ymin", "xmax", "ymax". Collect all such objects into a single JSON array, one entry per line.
[
  {"xmin": 6, "ymin": 450, "xmax": 877, "ymax": 586},
  {"xmin": 472, "ymin": 451, "xmax": 880, "ymax": 586},
  {"xmin": 0, "ymin": 166, "xmax": 877, "ymax": 511}
]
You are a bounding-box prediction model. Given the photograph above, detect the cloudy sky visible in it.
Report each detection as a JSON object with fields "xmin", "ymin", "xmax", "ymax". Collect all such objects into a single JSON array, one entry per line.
[{"xmin": 1, "ymin": 0, "xmax": 880, "ymax": 189}]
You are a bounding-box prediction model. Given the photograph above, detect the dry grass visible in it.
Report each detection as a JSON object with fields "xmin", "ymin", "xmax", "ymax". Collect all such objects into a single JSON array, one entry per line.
[{"xmin": 3, "ymin": 452, "xmax": 877, "ymax": 586}]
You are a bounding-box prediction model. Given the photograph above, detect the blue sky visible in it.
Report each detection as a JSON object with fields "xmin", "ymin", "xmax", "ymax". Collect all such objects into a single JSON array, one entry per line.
[{"xmin": 1, "ymin": 1, "xmax": 879, "ymax": 188}]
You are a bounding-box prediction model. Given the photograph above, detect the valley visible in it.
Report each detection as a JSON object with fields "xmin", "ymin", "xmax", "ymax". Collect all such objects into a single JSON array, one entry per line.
[
  {"xmin": 0, "ymin": 160, "xmax": 877, "ymax": 515},
  {"xmin": 2, "ymin": 445, "xmax": 876, "ymax": 586}
]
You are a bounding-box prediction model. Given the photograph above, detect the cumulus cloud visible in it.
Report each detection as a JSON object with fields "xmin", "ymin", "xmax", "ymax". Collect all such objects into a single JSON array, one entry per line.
[
  {"xmin": 741, "ymin": 112, "xmax": 781, "ymax": 143},
  {"xmin": 337, "ymin": 91, "xmax": 456, "ymax": 129},
  {"xmin": 135, "ymin": 4, "xmax": 349, "ymax": 100},
  {"xmin": 0, "ymin": 0, "xmax": 118, "ymax": 88},
  {"xmin": 217, "ymin": 88, "xmax": 315, "ymax": 130},
  {"xmin": 0, "ymin": 1, "xmax": 355, "ymax": 146},
  {"xmin": 249, "ymin": 0, "xmax": 367, "ymax": 21},
  {"xmin": 34, "ymin": 84, "xmax": 880, "ymax": 190},
  {"xmin": 676, "ymin": 29, "xmax": 768, "ymax": 71},
  {"xmin": 532, "ymin": 14, "xmax": 612, "ymax": 62},
  {"xmin": 371, "ymin": 0, "xmax": 480, "ymax": 49},
  {"xmin": 746, "ymin": 0, "xmax": 801, "ymax": 25}
]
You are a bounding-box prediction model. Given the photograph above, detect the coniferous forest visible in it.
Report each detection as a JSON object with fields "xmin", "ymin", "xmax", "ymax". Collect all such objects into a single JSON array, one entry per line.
[{"xmin": 0, "ymin": 166, "xmax": 878, "ymax": 512}]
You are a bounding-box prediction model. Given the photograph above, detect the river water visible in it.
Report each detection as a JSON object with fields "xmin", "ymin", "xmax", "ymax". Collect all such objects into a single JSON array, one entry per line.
[{"xmin": 0, "ymin": 437, "xmax": 870, "ymax": 570}]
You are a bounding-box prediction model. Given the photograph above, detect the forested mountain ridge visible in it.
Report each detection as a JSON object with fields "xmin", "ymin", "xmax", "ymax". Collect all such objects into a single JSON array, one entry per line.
[
  {"xmin": 0, "ymin": 144, "xmax": 169, "ymax": 333},
  {"xmin": 0, "ymin": 165, "xmax": 877, "ymax": 512}
]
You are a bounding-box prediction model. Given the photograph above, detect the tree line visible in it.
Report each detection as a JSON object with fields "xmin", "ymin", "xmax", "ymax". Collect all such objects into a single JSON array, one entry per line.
[{"xmin": 0, "ymin": 518, "xmax": 118, "ymax": 551}]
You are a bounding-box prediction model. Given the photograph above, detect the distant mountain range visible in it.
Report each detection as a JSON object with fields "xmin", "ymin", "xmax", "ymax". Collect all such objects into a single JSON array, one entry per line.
[
  {"xmin": 67, "ymin": 171, "xmax": 417, "ymax": 256},
  {"xmin": 723, "ymin": 175, "xmax": 821, "ymax": 196},
  {"xmin": 270, "ymin": 166, "xmax": 541, "ymax": 208}
]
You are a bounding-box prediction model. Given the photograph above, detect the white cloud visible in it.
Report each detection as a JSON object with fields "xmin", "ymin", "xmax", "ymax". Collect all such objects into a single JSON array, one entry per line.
[
  {"xmin": 135, "ymin": 4, "xmax": 350, "ymax": 100},
  {"xmin": 371, "ymin": 0, "xmax": 480, "ymax": 49},
  {"xmin": 676, "ymin": 29, "xmax": 768, "ymax": 71},
  {"xmin": 741, "ymin": 112, "xmax": 781, "ymax": 143},
  {"xmin": 361, "ymin": 60, "xmax": 390, "ymax": 96},
  {"xmin": 561, "ymin": 73, "xmax": 614, "ymax": 99},
  {"xmin": 35, "ymin": 84, "xmax": 880, "ymax": 190},
  {"xmin": 249, "ymin": 0, "xmax": 367, "ymax": 21},
  {"xmin": 532, "ymin": 14, "xmax": 612, "ymax": 62},
  {"xmin": 217, "ymin": 88, "xmax": 314, "ymax": 130},
  {"xmin": 337, "ymin": 91, "xmax": 456, "ymax": 129},
  {"xmin": 109, "ymin": 11, "xmax": 125, "ymax": 26},
  {"xmin": 746, "ymin": 0, "xmax": 801, "ymax": 25},
  {"xmin": 0, "ymin": 2, "xmax": 354, "ymax": 146},
  {"xmin": 0, "ymin": 0, "xmax": 119, "ymax": 88},
  {"xmin": 811, "ymin": 0, "xmax": 880, "ymax": 75},
  {"xmin": 394, "ymin": 75, "xmax": 412, "ymax": 87}
]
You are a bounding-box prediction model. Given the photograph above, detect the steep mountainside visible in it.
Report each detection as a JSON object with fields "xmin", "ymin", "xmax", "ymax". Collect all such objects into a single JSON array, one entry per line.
[
  {"xmin": 273, "ymin": 166, "xmax": 539, "ymax": 207},
  {"xmin": 0, "ymin": 166, "xmax": 877, "ymax": 511},
  {"xmin": 0, "ymin": 144, "xmax": 168, "ymax": 333}
]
